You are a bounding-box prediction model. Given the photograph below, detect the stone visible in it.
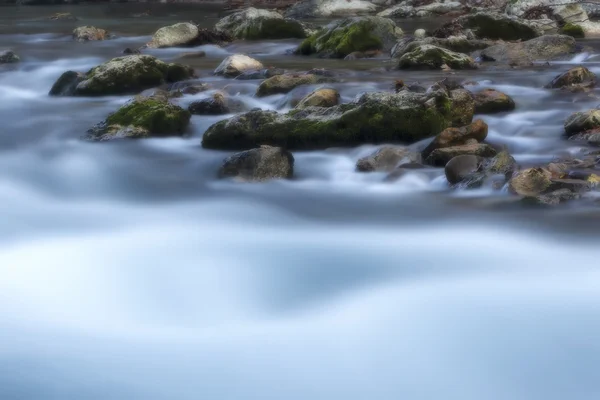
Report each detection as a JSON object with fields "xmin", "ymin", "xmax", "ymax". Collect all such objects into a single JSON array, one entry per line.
[
  {"xmin": 48, "ymin": 12, "xmax": 77, "ymax": 21},
  {"xmin": 177, "ymin": 51, "xmax": 207, "ymax": 59},
  {"xmin": 564, "ymin": 109, "xmax": 600, "ymax": 136},
  {"xmin": 422, "ymin": 119, "xmax": 488, "ymax": 159},
  {"xmin": 391, "ymin": 36, "xmax": 492, "ymax": 59},
  {"xmin": 0, "ymin": 50, "xmax": 20, "ymax": 64},
  {"xmin": 188, "ymin": 92, "xmax": 231, "ymax": 115},
  {"xmin": 72, "ymin": 26, "xmax": 109, "ymax": 42},
  {"xmin": 437, "ymin": 12, "xmax": 543, "ymax": 41},
  {"xmin": 560, "ymin": 23, "xmax": 585, "ymax": 38},
  {"xmin": 425, "ymin": 142, "xmax": 497, "ymax": 166},
  {"xmin": 285, "ymin": 0, "xmax": 377, "ymax": 18},
  {"xmin": 84, "ymin": 96, "xmax": 191, "ymax": 141},
  {"xmin": 545, "ymin": 66, "xmax": 596, "ymax": 90},
  {"xmin": 215, "ymin": 7, "xmax": 307, "ymax": 40},
  {"xmin": 397, "ymin": 44, "xmax": 476, "ymax": 70},
  {"xmin": 478, "ymin": 34, "xmax": 576, "ymax": 65},
  {"xmin": 49, "ymin": 55, "xmax": 195, "ymax": 97},
  {"xmin": 295, "ymin": 88, "xmax": 340, "ymax": 109},
  {"xmin": 378, "ymin": 1, "xmax": 465, "ymax": 19},
  {"xmin": 219, "ymin": 146, "xmax": 294, "ymax": 182},
  {"xmin": 444, "ymin": 154, "xmax": 484, "ymax": 184},
  {"xmin": 202, "ymin": 84, "xmax": 473, "ymax": 150},
  {"xmin": 256, "ymin": 74, "xmax": 328, "ymax": 97},
  {"xmin": 509, "ymin": 167, "xmax": 553, "ymax": 196},
  {"xmin": 356, "ymin": 146, "xmax": 421, "ymax": 172},
  {"xmin": 526, "ymin": 189, "xmax": 580, "ymax": 206},
  {"xmin": 414, "ymin": 29, "xmax": 427, "ymax": 39},
  {"xmin": 147, "ymin": 23, "xmax": 199, "ymax": 48},
  {"xmin": 473, "ymin": 89, "xmax": 516, "ymax": 114},
  {"xmin": 296, "ymin": 16, "xmax": 403, "ymax": 59},
  {"xmin": 214, "ymin": 54, "xmax": 264, "ymax": 78}
]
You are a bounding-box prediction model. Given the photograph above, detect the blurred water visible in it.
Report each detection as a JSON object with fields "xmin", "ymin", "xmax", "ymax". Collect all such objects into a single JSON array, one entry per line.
[{"xmin": 1, "ymin": 5, "xmax": 600, "ymax": 400}]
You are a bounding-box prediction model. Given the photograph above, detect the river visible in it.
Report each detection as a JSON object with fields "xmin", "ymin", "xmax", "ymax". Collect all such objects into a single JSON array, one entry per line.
[{"xmin": 1, "ymin": 4, "xmax": 599, "ymax": 400}]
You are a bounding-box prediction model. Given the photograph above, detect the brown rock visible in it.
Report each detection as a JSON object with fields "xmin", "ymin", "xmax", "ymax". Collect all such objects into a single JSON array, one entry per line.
[
  {"xmin": 295, "ymin": 88, "xmax": 340, "ymax": 109},
  {"xmin": 422, "ymin": 119, "xmax": 488, "ymax": 159},
  {"xmin": 474, "ymin": 89, "xmax": 516, "ymax": 114},
  {"xmin": 356, "ymin": 146, "xmax": 421, "ymax": 172}
]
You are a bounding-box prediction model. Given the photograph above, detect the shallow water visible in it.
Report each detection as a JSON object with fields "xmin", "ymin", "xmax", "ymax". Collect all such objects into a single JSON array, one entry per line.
[{"xmin": 1, "ymin": 4, "xmax": 600, "ymax": 400}]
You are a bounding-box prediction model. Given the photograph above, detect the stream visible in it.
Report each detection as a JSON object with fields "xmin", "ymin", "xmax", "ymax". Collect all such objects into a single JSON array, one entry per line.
[{"xmin": 1, "ymin": 4, "xmax": 600, "ymax": 400}]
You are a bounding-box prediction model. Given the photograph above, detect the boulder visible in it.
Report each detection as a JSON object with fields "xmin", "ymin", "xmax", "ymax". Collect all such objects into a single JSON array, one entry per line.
[
  {"xmin": 414, "ymin": 29, "xmax": 427, "ymax": 39},
  {"xmin": 0, "ymin": 50, "xmax": 20, "ymax": 64},
  {"xmin": 215, "ymin": 8, "xmax": 307, "ymax": 40},
  {"xmin": 202, "ymin": 84, "xmax": 473, "ymax": 150},
  {"xmin": 285, "ymin": 0, "xmax": 377, "ymax": 19},
  {"xmin": 564, "ymin": 109, "xmax": 600, "ymax": 136},
  {"xmin": 478, "ymin": 34, "xmax": 577, "ymax": 65},
  {"xmin": 219, "ymin": 146, "xmax": 294, "ymax": 182},
  {"xmin": 509, "ymin": 167, "xmax": 553, "ymax": 196},
  {"xmin": 421, "ymin": 119, "xmax": 488, "ymax": 159},
  {"xmin": 397, "ymin": 44, "xmax": 476, "ymax": 69},
  {"xmin": 49, "ymin": 55, "xmax": 195, "ymax": 96},
  {"xmin": 425, "ymin": 142, "xmax": 498, "ymax": 166},
  {"xmin": 560, "ymin": 23, "xmax": 585, "ymax": 38},
  {"xmin": 454, "ymin": 12, "xmax": 543, "ymax": 40},
  {"xmin": 296, "ymin": 16, "xmax": 403, "ymax": 59},
  {"xmin": 214, "ymin": 54, "xmax": 264, "ymax": 78},
  {"xmin": 72, "ymin": 26, "xmax": 109, "ymax": 42},
  {"xmin": 296, "ymin": 88, "xmax": 340, "ymax": 109},
  {"xmin": 147, "ymin": 23, "xmax": 199, "ymax": 48},
  {"xmin": 356, "ymin": 146, "xmax": 421, "ymax": 172},
  {"xmin": 391, "ymin": 36, "xmax": 491, "ymax": 58},
  {"xmin": 256, "ymin": 74, "xmax": 330, "ymax": 97},
  {"xmin": 188, "ymin": 92, "xmax": 239, "ymax": 115},
  {"xmin": 444, "ymin": 154, "xmax": 484, "ymax": 185},
  {"xmin": 545, "ymin": 66, "xmax": 596, "ymax": 90},
  {"xmin": 473, "ymin": 89, "xmax": 516, "ymax": 114},
  {"xmin": 84, "ymin": 96, "xmax": 191, "ymax": 141},
  {"xmin": 448, "ymin": 150, "xmax": 517, "ymax": 187}
]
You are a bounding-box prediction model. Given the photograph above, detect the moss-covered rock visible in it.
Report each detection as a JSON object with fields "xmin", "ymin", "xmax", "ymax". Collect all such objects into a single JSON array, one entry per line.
[
  {"xmin": 478, "ymin": 34, "xmax": 576, "ymax": 65},
  {"xmin": 391, "ymin": 36, "xmax": 492, "ymax": 58},
  {"xmin": 147, "ymin": 22, "xmax": 199, "ymax": 48},
  {"xmin": 564, "ymin": 109, "xmax": 600, "ymax": 136},
  {"xmin": 85, "ymin": 96, "xmax": 191, "ymax": 141},
  {"xmin": 474, "ymin": 89, "xmax": 516, "ymax": 114},
  {"xmin": 0, "ymin": 50, "xmax": 20, "ymax": 64},
  {"xmin": 219, "ymin": 145, "xmax": 294, "ymax": 182},
  {"xmin": 296, "ymin": 16, "xmax": 403, "ymax": 59},
  {"xmin": 560, "ymin": 22, "xmax": 585, "ymax": 38},
  {"xmin": 256, "ymin": 74, "xmax": 331, "ymax": 97},
  {"xmin": 397, "ymin": 44, "xmax": 477, "ymax": 70},
  {"xmin": 455, "ymin": 12, "xmax": 542, "ymax": 40},
  {"xmin": 545, "ymin": 66, "xmax": 596, "ymax": 89},
  {"xmin": 215, "ymin": 7, "xmax": 307, "ymax": 40},
  {"xmin": 296, "ymin": 88, "xmax": 340, "ymax": 109},
  {"xmin": 49, "ymin": 55, "xmax": 195, "ymax": 96},
  {"xmin": 202, "ymin": 85, "xmax": 473, "ymax": 150},
  {"xmin": 73, "ymin": 26, "xmax": 109, "ymax": 42},
  {"xmin": 214, "ymin": 54, "xmax": 264, "ymax": 78}
]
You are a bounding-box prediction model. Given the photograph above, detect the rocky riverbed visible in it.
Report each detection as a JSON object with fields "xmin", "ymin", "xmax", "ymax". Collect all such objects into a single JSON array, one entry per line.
[{"xmin": 1, "ymin": 3, "xmax": 600, "ymax": 400}]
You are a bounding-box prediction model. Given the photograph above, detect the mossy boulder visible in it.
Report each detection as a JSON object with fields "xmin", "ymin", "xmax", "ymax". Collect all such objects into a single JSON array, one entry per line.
[
  {"xmin": 215, "ymin": 8, "xmax": 307, "ymax": 40},
  {"xmin": 147, "ymin": 22, "xmax": 199, "ymax": 48},
  {"xmin": 455, "ymin": 12, "xmax": 542, "ymax": 41},
  {"xmin": 474, "ymin": 89, "xmax": 516, "ymax": 114},
  {"xmin": 546, "ymin": 66, "xmax": 596, "ymax": 89},
  {"xmin": 0, "ymin": 50, "xmax": 20, "ymax": 64},
  {"xmin": 202, "ymin": 84, "xmax": 473, "ymax": 150},
  {"xmin": 391, "ymin": 37, "xmax": 492, "ymax": 58},
  {"xmin": 564, "ymin": 109, "xmax": 600, "ymax": 136},
  {"xmin": 256, "ymin": 74, "xmax": 330, "ymax": 97},
  {"xmin": 214, "ymin": 54, "xmax": 264, "ymax": 78},
  {"xmin": 478, "ymin": 35, "xmax": 576, "ymax": 65},
  {"xmin": 560, "ymin": 23, "xmax": 585, "ymax": 38},
  {"xmin": 49, "ymin": 55, "xmax": 195, "ymax": 96},
  {"xmin": 73, "ymin": 26, "xmax": 109, "ymax": 42},
  {"xmin": 296, "ymin": 16, "xmax": 403, "ymax": 59},
  {"xmin": 296, "ymin": 88, "xmax": 340, "ymax": 109},
  {"xmin": 219, "ymin": 145, "xmax": 294, "ymax": 182},
  {"xmin": 397, "ymin": 44, "xmax": 476, "ymax": 70}
]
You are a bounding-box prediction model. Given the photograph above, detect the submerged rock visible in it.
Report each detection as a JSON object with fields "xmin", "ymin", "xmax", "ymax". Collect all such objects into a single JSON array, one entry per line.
[
  {"xmin": 285, "ymin": 0, "xmax": 377, "ymax": 18},
  {"xmin": 564, "ymin": 109, "xmax": 600, "ymax": 136},
  {"xmin": 214, "ymin": 54, "xmax": 264, "ymax": 78},
  {"xmin": 391, "ymin": 36, "xmax": 491, "ymax": 58},
  {"xmin": 202, "ymin": 84, "xmax": 473, "ymax": 150},
  {"xmin": 49, "ymin": 55, "xmax": 195, "ymax": 96},
  {"xmin": 0, "ymin": 50, "xmax": 20, "ymax": 64},
  {"xmin": 84, "ymin": 96, "xmax": 191, "ymax": 141},
  {"xmin": 454, "ymin": 12, "xmax": 543, "ymax": 41},
  {"xmin": 397, "ymin": 44, "xmax": 476, "ymax": 70},
  {"xmin": 356, "ymin": 146, "xmax": 421, "ymax": 172},
  {"xmin": 545, "ymin": 67, "xmax": 596, "ymax": 90},
  {"xmin": 444, "ymin": 154, "xmax": 484, "ymax": 185},
  {"xmin": 422, "ymin": 119, "xmax": 488, "ymax": 159},
  {"xmin": 219, "ymin": 146, "xmax": 294, "ymax": 182},
  {"xmin": 48, "ymin": 12, "xmax": 77, "ymax": 21},
  {"xmin": 478, "ymin": 34, "xmax": 576, "ymax": 65},
  {"xmin": 256, "ymin": 74, "xmax": 330, "ymax": 97},
  {"xmin": 188, "ymin": 92, "xmax": 232, "ymax": 115},
  {"xmin": 295, "ymin": 88, "xmax": 340, "ymax": 109},
  {"xmin": 296, "ymin": 16, "xmax": 402, "ymax": 59},
  {"xmin": 378, "ymin": 1, "xmax": 464, "ymax": 19},
  {"xmin": 473, "ymin": 89, "xmax": 516, "ymax": 114},
  {"xmin": 215, "ymin": 8, "xmax": 307, "ymax": 40},
  {"xmin": 73, "ymin": 26, "xmax": 109, "ymax": 42}
]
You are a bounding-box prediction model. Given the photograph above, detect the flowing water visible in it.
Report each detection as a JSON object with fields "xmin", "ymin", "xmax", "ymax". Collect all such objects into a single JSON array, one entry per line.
[{"xmin": 1, "ymin": 4, "xmax": 600, "ymax": 400}]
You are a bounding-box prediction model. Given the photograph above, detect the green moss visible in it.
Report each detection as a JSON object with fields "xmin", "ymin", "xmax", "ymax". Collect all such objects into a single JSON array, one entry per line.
[
  {"xmin": 296, "ymin": 21, "xmax": 384, "ymax": 58},
  {"xmin": 166, "ymin": 63, "xmax": 194, "ymax": 82},
  {"xmin": 560, "ymin": 23, "xmax": 585, "ymax": 38},
  {"xmin": 462, "ymin": 13, "xmax": 539, "ymax": 41},
  {"xmin": 106, "ymin": 98, "xmax": 191, "ymax": 135},
  {"xmin": 243, "ymin": 19, "xmax": 306, "ymax": 40}
]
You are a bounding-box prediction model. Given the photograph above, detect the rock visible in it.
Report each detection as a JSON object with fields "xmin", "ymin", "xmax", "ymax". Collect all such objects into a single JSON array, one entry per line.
[
  {"xmin": 72, "ymin": 26, "xmax": 109, "ymax": 42},
  {"xmin": 560, "ymin": 23, "xmax": 585, "ymax": 38},
  {"xmin": 564, "ymin": 109, "xmax": 600, "ymax": 136},
  {"xmin": 391, "ymin": 36, "xmax": 491, "ymax": 58},
  {"xmin": 444, "ymin": 154, "xmax": 484, "ymax": 185},
  {"xmin": 188, "ymin": 92, "xmax": 231, "ymax": 115},
  {"xmin": 172, "ymin": 83, "xmax": 211, "ymax": 96},
  {"xmin": 194, "ymin": 28, "xmax": 234, "ymax": 46},
  {"xmin": 414, "ymin": 29, "xmax": 427, "ymax": 39},
  {"xmin": 454, "ymin": 12, "xmax": 543, "ymax": 41},
  {"xmin": 377, "ymin": 1, "xmax": 465, "ymax": 19},
  {"xmin": 356, "ymin": 146, "xmax": 421, "ymax": 172},
  {"xmin": 177, "ymin": 51, "xmax": 207, "ymax": 59},
  {"xmin": 478, "ymin": 34, "xmax": 576, "ymax": 65},
  {"xmin": 147, "ymin": 22, "xmax": 199, "ymax": 48},
  {"xmin": 84, "ymin": 96, "xmax": 191, "ymax": 141},
  {"xmin": 123, "ymin": 47, "xmax": 141, "ymax": 55},
  {"xmin": 218, "ymin": 146, "xmax": 294, "ymax": 182},
  {"xmin": 256, "ymin": 74, "xmax": 329, "ymax": 97},
  {"xmin": 214, "ymin": 54, "xmax": 264, "ymax": 78},
  {"xmin": 296, "ymin": 88, "xmax": 340, "ymax": 109},
  {"xmin": 50, "ymin": 55, "xmax": 195, "ymax": 97},
  {"xmin": 202, "ymin": 85, "xmax": 473, "ymax": 150},
  {"xmin": 527, "ymin": 189, "xmax": 580, "ymax": 206},
  {"xmin": 422, "ymin": 119, "xmax": 488, "ymax": 159},
  {"xmin": 235, "ymin": 67, "xmax": 285, "ymax": 80},
  {"xmin": 48, "ymin": 13, "xmax": 77, "ymax": 21},
  {"xmin": 296, "ymin": 16, "xmax": 403, "ymax": 59},
  {"xmin": 449, "ymin": 88, "xmax": 476, "ymax": 126},
  {"xmin": 344, "ymin": 50, "xmax": 384, "ymax": 60},
  {"xmin": 397, "ymin": 44, "xmax": 476, "ymax": 70},
  {"xmin": 0, "ymin": 50, "xmax": 20, "ymax": 64},
  {"xmin": 425, "ymin": 142, "xmax": 497, "ymax": 166},
  {"xmin": 285, "ymin": 0, "xmax": 377, "ymax": 19},
  {"xmin": 473, "ymin": 89, "xmax": 516, "ymax": 114},
  {"xmin": 509, "ymin": 167, "xmax": 553, "ymax": 196},
  {"xmin": 215, "ymin": 7, "xmax": 307, "ymax": 40},
  {"xmin": 545, "ymin": 66, "xmax": 596, "ymax": 90}
]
